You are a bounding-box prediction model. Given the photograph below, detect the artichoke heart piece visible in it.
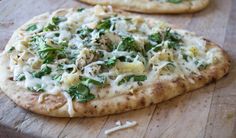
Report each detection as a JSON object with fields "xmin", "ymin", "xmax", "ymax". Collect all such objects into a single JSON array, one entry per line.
[
  {"xmin": 150, "ymin": 49, "xmax": 174, "ymax": 64},
  {"xmin": 116, "ymin": 61, "xmax": 145, "ymax": 74},
  {"xmin": 62, "ymin": 72, "xmax": 81, "ymax": 87}
]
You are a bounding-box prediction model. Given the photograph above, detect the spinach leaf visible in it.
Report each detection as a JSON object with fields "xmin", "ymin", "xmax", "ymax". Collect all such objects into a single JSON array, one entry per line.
[
  {"xmin": 164, "ymin": 28, "xmax": 182, "ymax": 49},
  {"xmin": 52, "ymin": 74, "xmax": 62, "ymax": 82},
  {"xmin": 77, "ymin": 8, "xmax": 85, "ymax": 12},
  {"xmin": 7, "ymin": 47, "xmax": 15, "ymax": 53},
  {"xmin": 27, "ymin": 84, "xmax": 44, "ymax": 92},
  {"xmin": 44, "ymin": 23, "xmax": 58, "ymax": 31},
  {"xmin": 77, "ymin": 27, "xmax": 93, "ymax": 39},
  {"xmin": 146, "ymin": 34, "xmax": 163, "ymax": 52},
  {"xmin": 31, "ymin": 36, "xmax": 63, "ymax": 63},
  {"xmin": 56, "ymin": 63, "xmax": 74, "ymax": 73},
  {"xmin": 55, "ymin": 33, "xmax": 60, "ymax": 37},
  {"xmin": 167, "ymin": 41, "xmax": 179, "ymax": 49},
  {"xmin": 198, "ymin": 64, "xmax": 208, "ymax": 70},
  {"xmin": 164, "ymin": 28, "xmax": 178, "ymax": 41},
  {"xmin": 96, "ymin": 18, "xmax": 111, "ymax": 30},
  {"xmin": 59, "ymin": 40, "xmax": 69, "ymax": 47},
  {"xmin": 15, "ymin": 74, "xmax": 25, "ymax": 81},
  {"xmin": 80, "ymin": 76, "xmax": 104, "ymax": 86},
  {"xmin": 104, "ymin": 57, "xmax": 117, "ymax": 68},
  {"xmin": 153, "ymin": 45, "xmax": 162, "ymax": 52},
  {"xmin": 52, "ymin": 17, "xmax": 61, "ymax": 25},
  {"xmin": 33, "ymin": 65, "xmax": 52, "ymax": 78},
  {"xmin": 182, "ymin": 54, "xmax": 189, "ymax": 62},
  {"xmin": 194, "ymin": 61, "xmax": 209, "ymax": 70},
  {"xmin": 67, "ymin": 83, "xmax": 95, "ymax": 102},
  {"xmin": 167, "ymin": 0, "xmax": 182, "ymax": 4},
  {"xmin": 144, "ymin": 42, "xmax": 153, "ymax": 52},
  {"xmin": 165, "ymin": 62, "xmax": 176, "ymax": 71},
  {"xmin": 118, "ymin": 75, "xmax": 147, "ymax": 85},
  {"xmin": 148, "ymin": 33, "xmax": 162, "ymax": 44},
  {"xmin": 117, "ymin": 36, "xmax": 139, "ymax": 52},
  {"xmin": 44, "ymin": 16, "xmax": 66, "ymax": 31},
  {"xmin": 147, "ymin": 28, "xmax": 182, "ymax": 51},
  {"xmin": 52, "ymin": 16, "xmax": 67, "ymax": 25},
  {"xmin": 26, "ymin": 24, "xmax": 37, "ymax": 31},
  {"xmin": 124, "ymin": 18, "xmax": 132, "ymax": 23}
]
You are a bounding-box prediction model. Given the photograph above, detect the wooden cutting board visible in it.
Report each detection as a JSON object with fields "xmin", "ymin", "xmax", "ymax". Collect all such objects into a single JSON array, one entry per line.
[{"xmin": 0, "ymin": 0, "xmax": 235, "ymax": 137}]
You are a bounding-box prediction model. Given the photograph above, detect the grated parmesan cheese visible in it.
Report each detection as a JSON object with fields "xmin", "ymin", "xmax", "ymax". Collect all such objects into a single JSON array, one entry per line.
[{"xmin": 105, "ymin": 121, "xmax": 137, "ymax": 135}]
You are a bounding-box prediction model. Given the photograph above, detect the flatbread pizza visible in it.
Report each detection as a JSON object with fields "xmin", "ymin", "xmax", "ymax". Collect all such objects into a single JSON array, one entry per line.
[
  {"xmin": 79, "ymin": 0, "xmax": 210, "ymax": 14},
  {"xmin": 0, "ymin": 6, "xmax": 229, "ymax": 117}
]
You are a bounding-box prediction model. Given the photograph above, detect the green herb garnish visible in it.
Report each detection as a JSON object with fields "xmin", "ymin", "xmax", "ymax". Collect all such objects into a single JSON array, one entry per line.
[
  {"xmin": 52, "ymin": 74, "xmax": 62, "ymax": 82},
  {"xmin": 26, "ymin": 24, "xmax": 37, "ymax": 31},
  {"xmin": 80, "ymin": 76, "xmax": 104, "ymax": 86},
  {"xmin": 164, "ymin": 62, "xmax": 176, "ymax": 71},
  {"xmin": 31, "ymin": 36, "xmax": 63, "ymax": 63},
  {"xmin": 96, "ymin": 18, "xmax": 111, "ymax": 30},
  {"xmin": 27, "ymin": 84, "xmax": 44, "ymax": 92},
  {"xmin": 148, "ymin": 28, "xmax": 182, "ymax": 51},
  {"xmin": 167, "ymin": 0, "xmax": 182, "ymax": 4},
  {"xmin": 44, "ymin": 23, "xmax": 58, "ymax": 31},
  {"xmin": 15, "ymin": 74, "xmax": 25, "ymax": 81},
  {"xmin": 44, "ymin": 16, "xmax": 66, "ymax": 31},
  {"xmin": 59, "ymin": 40, "xmax": 69, "ymax": 47},
  {"xmin": 194, "ymin": 61, "xmax": 209, "ymax": 70},
  {"xmin": 77, "ymin": 8, "xmax": 85, "ymax": 12},
  {"xmin": 77, "ymin": 27, "xmax": 93, "ymax": 39},
  {"xmin": 117, "ymin": 36, "xmax": 139, "ymax": 52},
  {"xmin": 52, "ymin": 16, "xmax": 67, "ymax": 25},
  {"xmin": 164, "ymin": 28, "xmax": 182, "ymax": 49},
  {"xmin": 182, "ymin": 54, "xmax": 189, "ymax": 62},
  {"xmin": 33, "ymin": 65, "xmax": 52, "ymax": 78},
  {"xmin": 148, "ymin": 33, "xmax": 162, "ymax": 44},
  {"xmin": 104, "ymin": 57, "xmax": 117, "ymax": 68},
  {"xmin": 198, "ymin": 64, "xmax": 208, "ymax": 70},
  {"xmin": 67, "ymin": 83, "xmax": 95, "ymax": 102},
  {"xmin": 7, "ymin": 47, "xmax": 15, "ymax": 53},
  {"xmin": 118, "ymin": 75, "xmax": 147, "ymax": 85}
]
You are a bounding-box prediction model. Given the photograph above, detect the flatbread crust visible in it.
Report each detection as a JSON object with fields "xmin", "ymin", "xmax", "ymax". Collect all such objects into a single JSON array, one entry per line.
[
  {"xmin": 79, "ymin": 0, "xmax": 210, "ymax": 14},
  {"xmin": 0, "ymin": 8, "xmax": 230, "ymax": 117}
]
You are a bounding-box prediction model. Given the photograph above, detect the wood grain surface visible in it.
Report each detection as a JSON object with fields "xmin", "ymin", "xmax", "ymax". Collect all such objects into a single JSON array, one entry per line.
[{"xmin": 0, "ymin": 0, "xmax": 235, "ymax": 138}]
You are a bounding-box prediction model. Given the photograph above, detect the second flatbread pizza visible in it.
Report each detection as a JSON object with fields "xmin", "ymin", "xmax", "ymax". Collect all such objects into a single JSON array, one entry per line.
[{"xmin": 80, "ymin": 0, "xmax": 210, "ymax": 14}]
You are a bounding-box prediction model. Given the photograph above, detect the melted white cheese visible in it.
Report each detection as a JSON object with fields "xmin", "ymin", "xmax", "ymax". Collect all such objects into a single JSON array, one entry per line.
[{"xmin": 63, "ymin": 92, "xmax": 75, "ymax": 117}]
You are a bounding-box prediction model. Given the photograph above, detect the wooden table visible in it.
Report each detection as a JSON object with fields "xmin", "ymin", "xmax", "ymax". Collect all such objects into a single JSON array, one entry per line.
[{"xmin": 0, "ymin": 0, "xmax": 236, "ymax": 137}]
